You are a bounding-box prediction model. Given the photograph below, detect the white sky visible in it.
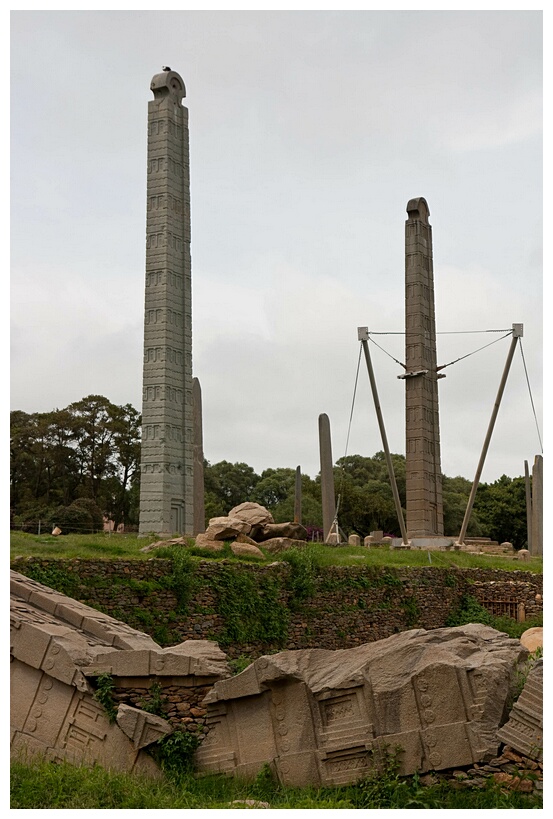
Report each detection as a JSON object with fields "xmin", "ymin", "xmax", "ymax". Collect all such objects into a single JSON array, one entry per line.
[{"xmin": 10, "ymin": 8, "xmax": 544, "ymax": 482}]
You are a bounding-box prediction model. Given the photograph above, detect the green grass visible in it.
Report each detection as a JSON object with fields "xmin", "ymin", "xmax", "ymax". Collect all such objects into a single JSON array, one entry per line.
[
  {"xmin": 10, "ymin": 757, "xmax": 542, "ymax": 810},
  {"xmin": 10, "ymin": 531, "xmax": 543, "ymax": 573},
  {"xmin": 9, "ymin": 530, "xmax": 158, "ymax": 560}
]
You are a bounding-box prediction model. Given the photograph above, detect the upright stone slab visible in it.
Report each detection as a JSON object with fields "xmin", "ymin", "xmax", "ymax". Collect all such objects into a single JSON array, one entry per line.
[
  {"xmin": 193, "ymin": 377, "xmax": 205, "ymax": 535},
  {"xmin": 404, "ymin": 198, "xmax": 444, "ymax": 537},
  {"xmin": 294, "ymin": 465, "xmax": 302, "ymax": 524},
  {"xmin": 531, "ymin": 454, "xmax": 543, "ymax": 556},
  {"xmin": 139, "ymin": 68, "xmax": 194, "ymax": 537},
  {"xmin": 318, "ymin": 414, "xmax": 336, "ymax": 542}
]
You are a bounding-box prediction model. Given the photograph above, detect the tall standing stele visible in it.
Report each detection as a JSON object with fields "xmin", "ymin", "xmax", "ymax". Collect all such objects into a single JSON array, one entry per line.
[
  {"xmin": 139, "ymin": 68, "xmax": 194, "ymax": 537},
  {"xmin": 404, "ymin": 198, "xmax": 444, "ymax": 536}
]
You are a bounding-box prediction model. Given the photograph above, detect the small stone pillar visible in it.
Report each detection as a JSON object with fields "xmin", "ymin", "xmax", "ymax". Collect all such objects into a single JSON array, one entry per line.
[
  {"xmin": 524, "ymin": 459, "xmax": 532, "ymax": 553},
  {"xmin": 294, "ymin": 465, "xmax": 302, "ymax": 524},
  {"xmin": 518, "ymin": 548, "xmax": 530, "ymax": 562},
  {"xmin": 517, "ymin": 602, "xmax": 526, "ymax": 623},
  {"xmin": 193, "ymin": 378, "xmax": 205, "ymax": 535},
  {"xmin": 501, "ymin": 541, "xmax": 514, "ymax": 554},
  {"xmin": 318, "ymin": 414, "xmax": 336, "ymax": 543},
  {"xmin": 348, "ymin": 534, "xmax": 361, "ymax": 547},
  {"xmin": 363, "ymin": 536, "xmax": 374, "ymax": 548},
  {"xmin": 531, "ymin": 455, "xmax": 543, "ymax": 556}
]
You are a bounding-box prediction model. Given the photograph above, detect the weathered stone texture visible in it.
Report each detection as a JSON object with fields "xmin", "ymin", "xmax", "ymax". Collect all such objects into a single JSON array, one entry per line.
[
  {"xmin": 405, "ymin": 198, "xmax": 443, "ymax": 537},
  {"xmin": 139, "ymin": 69, "xmax": 194, "ymax": 537},
  {"xmin": 318, "ymin": 413, "xmax": 336, "ymax": 542},
  {"xmin": 10, "ymin": 571, "xmax": 230, "ymax": 768},
  {"xmin": 497, "ymin": 659, "xmax": 542, "ymax": 761},
  {"xmin": 196, "ymin": 625, "xmax": 527, "ymax": 785}
]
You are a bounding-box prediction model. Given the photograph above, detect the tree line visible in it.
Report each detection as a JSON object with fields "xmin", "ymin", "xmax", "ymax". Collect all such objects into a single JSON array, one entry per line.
[{"xmin": 10, "ymin": 395, "xmax": 529, "ymax": 546}]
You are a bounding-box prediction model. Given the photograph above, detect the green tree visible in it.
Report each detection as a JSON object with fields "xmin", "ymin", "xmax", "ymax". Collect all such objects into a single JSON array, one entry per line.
[
  {"xmin": 10, "ymin": 397, "xmax": 142, "ymax": 531},
  {"xmin": 473, "ymin": 475, "xmax": 527, "ymax": 548},
  {"xmin": 203, "ymin": 461, "xmax": 260, "ymax": 520}
]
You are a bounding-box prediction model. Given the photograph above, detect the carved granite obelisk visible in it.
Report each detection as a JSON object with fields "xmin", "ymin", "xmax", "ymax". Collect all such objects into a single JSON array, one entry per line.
[
  {"xmin": 404, "ymin": 198, "xmax": 444, "ymax": 536},
  {"xmin": 139, "ymin": 68, "xmax": 194, "ymax": 537}
]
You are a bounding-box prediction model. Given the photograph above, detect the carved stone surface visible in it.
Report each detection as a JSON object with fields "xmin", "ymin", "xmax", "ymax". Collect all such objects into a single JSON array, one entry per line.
[
  {"xmin": 10, "ymin": 571, "xmax": 229, "ymax": 772},
  {"xmin": 117, "ymin": 704, "xmax": 173, "ymax": 749},
  {"xmin": 195, "ymin": 624, "xmax": 527, "ymax": 786},
  {"xmin": 139, "ymin": 68, "xmax": 195, "ymax": 537},
  {"xmin": 404, "ymin": 198, "xmax": 444, "ymax": 537},
  {"xmin": 192, "ymin": 377, "xmax": 205, "ymax": 536},
  {"xmin": 497, "ymin": 659, "xmax": 542, "ymax": 761}
]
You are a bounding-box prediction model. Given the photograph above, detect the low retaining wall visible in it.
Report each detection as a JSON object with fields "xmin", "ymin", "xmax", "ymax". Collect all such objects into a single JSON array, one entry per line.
[{"xmin": 10, "ymin": 558, "xmax": 542, "ymax": 659}]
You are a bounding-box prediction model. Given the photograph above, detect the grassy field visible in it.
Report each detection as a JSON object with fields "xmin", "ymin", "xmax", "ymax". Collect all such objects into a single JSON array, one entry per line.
[
  {"xmin": 10, "ymin": 756, "xmax": 542, "ymax": 810},
  {"xmin": 9, "ymin": 530, "xmax": 543, "ymax": 573}
]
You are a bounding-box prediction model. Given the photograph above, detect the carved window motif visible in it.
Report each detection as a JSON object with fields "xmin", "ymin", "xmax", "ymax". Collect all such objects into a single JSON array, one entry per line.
[
  {"xmin": 148, "ymin": 119, "xmax": 167, "ymax": 136},
  {"xmin": 168, "ymin": 196, "xmax": 183, "ymax": 214},
  {"xmin": 147, "ymin": 195, "xmax": 165, "ymax": 211},
  {"xmin": 146, "ymin": 232, "xmax": 165, "ymax": 249},
  {"xmin": 168, "ymin": 158, "xmax": 182, "ymax": 176},
  {"xmin": 148, "ymin": 157, "xmax": 165, "ymax": 173},
  {"xmin": 146, "ymin": 270, "xmax": 163, "ymax": 287}
]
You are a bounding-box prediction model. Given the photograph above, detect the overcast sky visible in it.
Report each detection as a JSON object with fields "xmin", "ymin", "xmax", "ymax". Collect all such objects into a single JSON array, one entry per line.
[{"xmin": 10, "ymin": 9, "xmax": 543, "ymax": 483}]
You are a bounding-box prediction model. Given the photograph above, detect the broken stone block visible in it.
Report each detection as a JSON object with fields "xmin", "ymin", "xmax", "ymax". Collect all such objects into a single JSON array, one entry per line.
[
  {"xmin": 116, "ymin": 704, "xmax": 173, "ymax": 749},
  {"xmin": 196, "ymin": 624, "xmax": 527, "ymax": 786},
  {"xmin": 257, "ymin": 522, "xmax": 308, "ymax": 542},
  {"xmin": 230, "ymin": 542, "xmax": 265, "ymax": 560},
  {"xmin": 205, "ymin": 516, "xmax": 252, "ymax": 540},
  {"xmin": 228, "ymin": 502, "xmax": 274, "ymax": 529},
  {"xmin": 497, "ymin": 659, "xmax": 542, "ymax": 762},
  {"xmin": 192, "ymin": 533, "xmax": 225, "ymax": 552},
  {"xmin": 520, "ymin": 627, "xmax": 542, "ymax": 653},
  {"xmin": 10, "ymin": 571, "xmax": 229, "ymax": 775}
]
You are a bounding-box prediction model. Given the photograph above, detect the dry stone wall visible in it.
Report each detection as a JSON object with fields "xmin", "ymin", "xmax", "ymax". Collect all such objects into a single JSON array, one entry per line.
[{"xmin": 10, "ymin": 558, "xmax": 542, "ymax": 660}]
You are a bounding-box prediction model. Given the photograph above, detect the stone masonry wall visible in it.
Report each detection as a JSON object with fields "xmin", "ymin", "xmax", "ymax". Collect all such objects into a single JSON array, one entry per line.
[{"xmin": 11, "ymin": 558, "xmax": 542, "ymax": 661}]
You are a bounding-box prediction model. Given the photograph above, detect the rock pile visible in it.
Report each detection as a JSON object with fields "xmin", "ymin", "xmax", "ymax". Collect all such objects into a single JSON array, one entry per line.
[{"xmin": 142, "ymin": 502, "xmax": 309, "ymax": 557}]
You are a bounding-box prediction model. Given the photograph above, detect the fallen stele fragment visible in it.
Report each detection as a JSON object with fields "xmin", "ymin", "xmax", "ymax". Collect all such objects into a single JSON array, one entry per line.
[{"xmin": 195, "ymin": 624, "xmax": 528, "ymax": 786}]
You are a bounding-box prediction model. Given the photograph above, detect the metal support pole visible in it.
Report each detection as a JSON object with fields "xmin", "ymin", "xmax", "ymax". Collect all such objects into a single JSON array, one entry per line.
[
  {"xmin": 524, "ymin": 459, "xmax": 533, "ymax": 553},
  {"xmin": 358, "ymin": 327, "xmax": 409, "ymax": 546},
  {"xmin": 456, "ymin": 324, "xmax": 522, "ymax": 546}
]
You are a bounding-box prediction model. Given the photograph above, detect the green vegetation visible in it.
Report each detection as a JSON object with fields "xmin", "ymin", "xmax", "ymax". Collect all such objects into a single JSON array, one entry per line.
[
  {"xmin": 211, "ymin": 566, "xmax": 289, "ymax": 647},
  {"xmin": 140, "ymin": 681, "xmax": 169, "ymax": 718},
  {"xmin": 11, "ymin": 531, "xmax": 543, "ymax": 572},
  {"xmin": 10, "ymin": 530, "xmax": 157, "ymax": 560},
  {"xmin": 10, "ymin": 755, "xmax": 542, "ymax": 809},
  {"xmin": 446, "ymin": 593, "xmax": 543, "ymax": 638},
  {"xmin": 11, "ymin": 395, "xmax": 533, "ymax": 547},
  {"xmin": 91, "ymin": 673, "xmax": 118, "ymax": 723}
]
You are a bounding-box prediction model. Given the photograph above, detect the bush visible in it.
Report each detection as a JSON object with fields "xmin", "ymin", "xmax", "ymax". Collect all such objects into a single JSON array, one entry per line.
[{"xmin": 51, "ymin": 499, "xmax": 103, "ymax": 534}]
